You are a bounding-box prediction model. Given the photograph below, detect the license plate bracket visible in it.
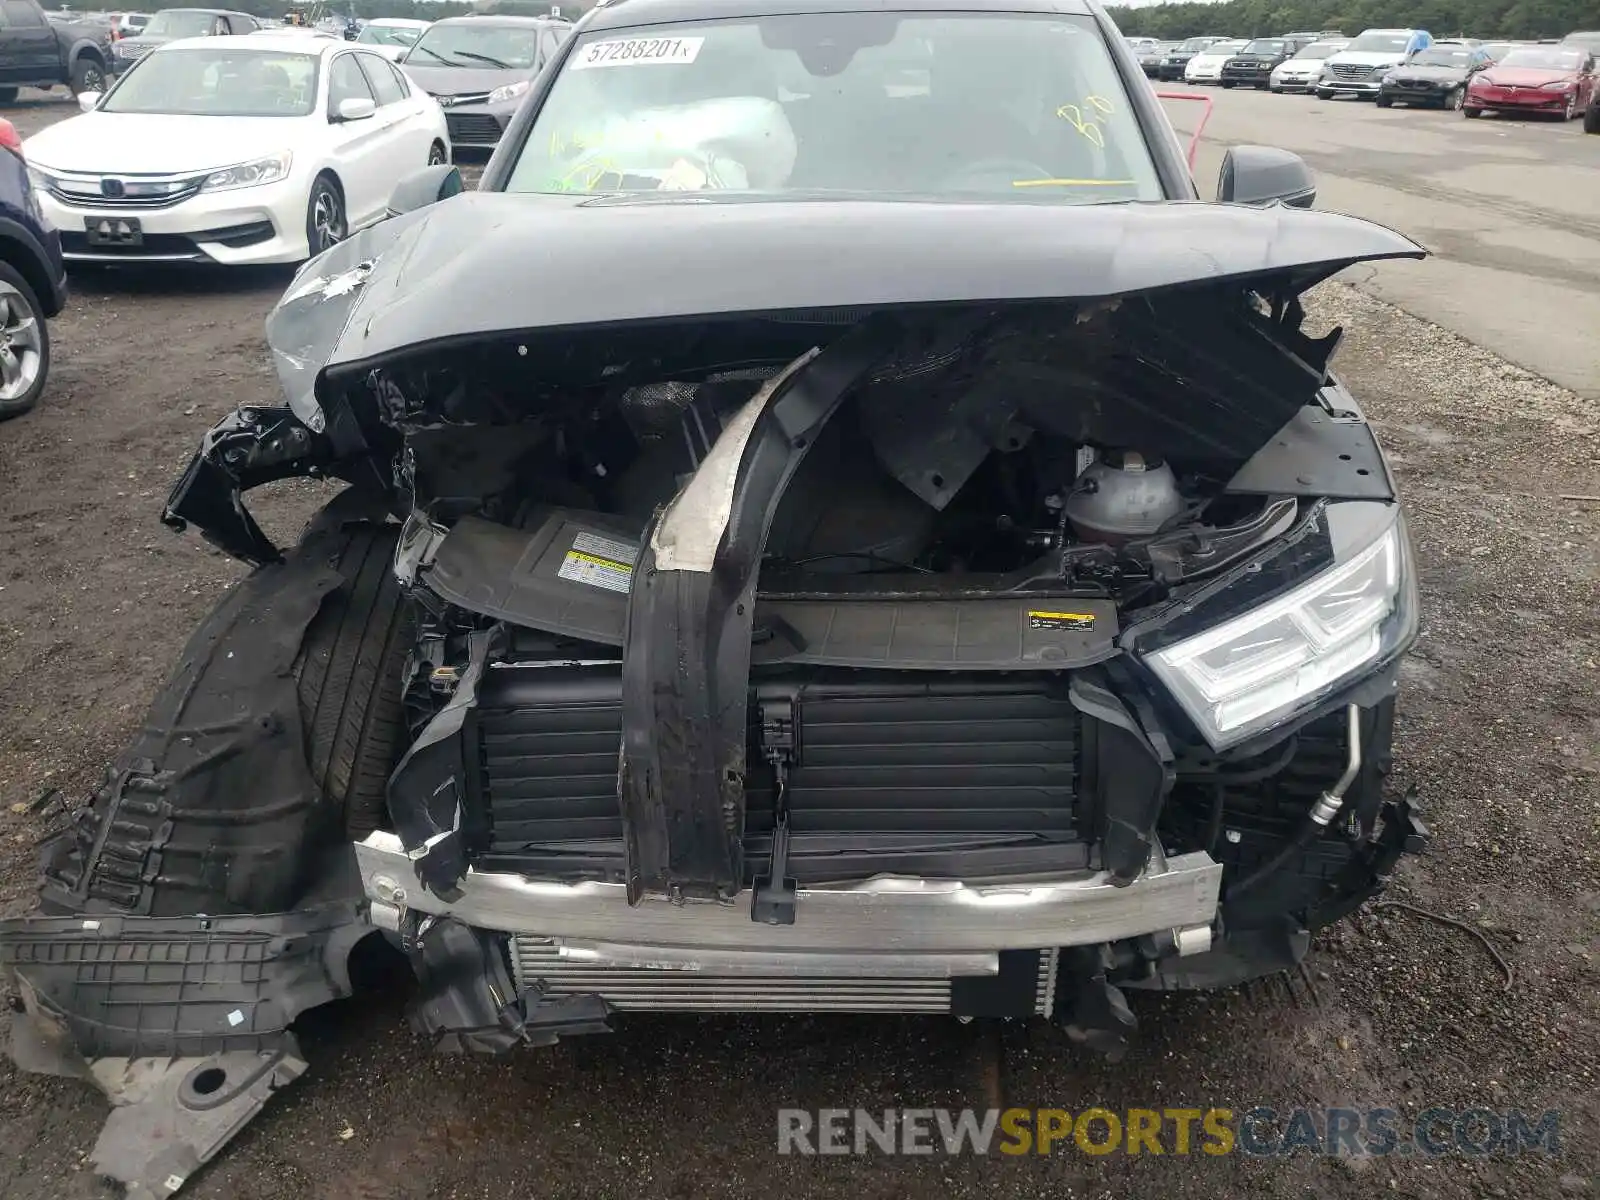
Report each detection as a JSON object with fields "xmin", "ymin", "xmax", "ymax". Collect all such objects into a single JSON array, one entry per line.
[{"xmin": 85, "ymin": 216, "xmax": 143, "ymax": 247}]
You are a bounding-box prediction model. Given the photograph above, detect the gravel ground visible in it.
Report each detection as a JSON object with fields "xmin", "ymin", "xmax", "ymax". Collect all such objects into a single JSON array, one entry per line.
[{"xmin": 0, "ymin": 103, "xmax": 1597, "ymax": 1200}]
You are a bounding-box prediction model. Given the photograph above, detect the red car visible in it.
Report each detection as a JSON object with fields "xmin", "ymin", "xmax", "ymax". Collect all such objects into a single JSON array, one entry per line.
[{"xmin": 1464, "ymin": 44, "xmax": 1597, "ymax": 118}]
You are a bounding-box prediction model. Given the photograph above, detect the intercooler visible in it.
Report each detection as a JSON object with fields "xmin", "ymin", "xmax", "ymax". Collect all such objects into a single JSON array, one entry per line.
[{"xmin": 510, "ymin": 938, "xmax": 1061, "ymax": 1015}]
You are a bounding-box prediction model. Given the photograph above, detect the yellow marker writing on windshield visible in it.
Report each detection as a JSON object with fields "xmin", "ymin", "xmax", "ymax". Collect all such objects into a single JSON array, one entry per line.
[{"xmin": 1056, "ymin": 95, "xmax": 1115, "ymax": 147}]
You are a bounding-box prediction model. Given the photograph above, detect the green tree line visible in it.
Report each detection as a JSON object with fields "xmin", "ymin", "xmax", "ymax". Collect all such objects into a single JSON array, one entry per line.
[
  {"xmin": 44, "ymin": 0, "xmax": 602, "ymax": 19},
  {"xmin": 1104, "ymin": 0, "xmax": 1600, "ymax": 40}
]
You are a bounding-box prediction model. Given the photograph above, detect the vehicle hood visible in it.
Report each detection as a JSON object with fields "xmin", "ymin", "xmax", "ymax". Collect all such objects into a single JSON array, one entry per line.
[
  {"xmin": 23, "ymin": 113, "xmax": 301, "ymax": 175},
  {"xmin": 1476, "ymin": 66, "xmax": 1579, "ymax": 86},
  {"xmin": 1275, "ymin": 58, "xmax": 1328, "ymax": 72},
  {"xmin": 265, "ymin": 193, "xmax": 1424, "ymax": 427},
  {"xmin": 1390, "ymin": 63, "xmax": 1470, "ymax": 80},
  {"xmin": 1327, "ymin": 50, "xmax": 1409, "ymax": 66},
  {"xmin": 399, "ymin": 63, "xmax": 526, "ymax": 95}
]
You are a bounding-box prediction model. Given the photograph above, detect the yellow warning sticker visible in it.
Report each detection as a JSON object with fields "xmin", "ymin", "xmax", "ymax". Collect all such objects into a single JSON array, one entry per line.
[
  {"xmin": 1028, "ymin": 610, "xmax": 1096, "ymax": 631},
  {"xmin": 557, "ymin": 531, "xmax": 638, "ymax": 593}
]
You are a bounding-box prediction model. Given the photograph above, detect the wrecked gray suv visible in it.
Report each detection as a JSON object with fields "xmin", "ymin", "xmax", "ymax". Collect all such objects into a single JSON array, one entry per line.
[{"xmin": 1, "ymin": 0, "xmax": 1432, "ymax": 1193}]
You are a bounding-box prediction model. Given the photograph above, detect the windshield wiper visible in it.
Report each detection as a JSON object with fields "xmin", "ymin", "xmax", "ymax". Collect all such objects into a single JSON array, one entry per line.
[
  {"xmin": 407, "ymin": 44, "xmax": 452, "ymax": 63},
  {"xmin": 449, "ymin": 50, "xmax": 511, "ymax": 68}
]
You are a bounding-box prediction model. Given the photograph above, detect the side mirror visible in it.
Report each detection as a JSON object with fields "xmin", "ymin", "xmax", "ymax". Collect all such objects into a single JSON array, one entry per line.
[
  {"xmin": 334, "ymin": 96, "xmax": 376, "ymax": 122},
  {"xmin": 1217, "ymin": 145, "xmax": 1316, "ymax": 209},
  {"xmin": 77, "ymin": 91, "xmax": 100, "ymax": 113},
  {"xmin": 387, "ymin": 163, "xmax": 464, "ymax": 216}
]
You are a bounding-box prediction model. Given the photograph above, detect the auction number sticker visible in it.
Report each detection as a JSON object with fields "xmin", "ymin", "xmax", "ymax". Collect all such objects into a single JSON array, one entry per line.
[
  {"xmin": 570, "ymin": 36, "xmax": 704, "ymax": 69},
  {"xmin": 557, "ymin": 531, "xmax": 639, "ymax": 594}
]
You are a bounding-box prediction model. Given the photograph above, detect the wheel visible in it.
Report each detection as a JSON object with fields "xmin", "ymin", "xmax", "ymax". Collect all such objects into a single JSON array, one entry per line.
[
  {"xmin": 1315, "ymin": 89, "xmax": 1332, "ymax": 100},
  {"xmin": 428, "ymin": 140, "xmax": 447, "ymax": 166},
  {"xmin": 1445, "ymin": 87, "xmax": 1464, "ymax": 111},
  {"xmin": 0, "ymin": 87, "xmax": 17, "ymax": 105},
  {"xmin": 1562, "ymin": 94, "xmax": 1576, "ymax": 120},
  {"xmin": 292, "ymin": 518, "xmax": 413, "ymax": 839},
  {"xmin": 69, "ymin": 56, "xmax": 106, "ymax": 93},
  {"xmin": 1585, "ymin": 102, "xmax": 1600, "ymax": 133},
  {"xmin": 1255, "ymin": 81, "xmax": 1269, "ymax": 90},
  {"xmin": 304, "ymin": 173, "xmax": 346, "ymax": 258},
  {"xmin": 0, "ymin": 260, "xmax": 49, "ymax": 421},
  {"xmin": 1463, "ymin": 105, "xmax": 1482, "ymax": 119},
  {"xmin": 1220, "ymin": 80, "xmax": 1235, "ymax": 89},
  {"xmin": 1375, "ymin": 94, "xmax": 1393, "ymax": 108}
]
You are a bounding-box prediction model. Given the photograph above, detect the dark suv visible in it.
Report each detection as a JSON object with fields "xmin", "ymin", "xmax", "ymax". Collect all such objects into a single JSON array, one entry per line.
[
  {"xmin": 1221, "ymin": 34, "xmax": 1312, "ymax": 88},
  {"xmin": 0, "ymin": 115, "xmax": 65, "ymax": 418}
]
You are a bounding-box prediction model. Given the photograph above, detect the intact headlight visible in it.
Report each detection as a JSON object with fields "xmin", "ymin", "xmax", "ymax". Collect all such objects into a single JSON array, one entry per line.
[
  {"xmin": 488, "ymin": 80, "xmax": 530, "ymax": 105},
  {"xmin": 200, "ymin": 152, "xmax": 292, "ymax": 192},
  {"xmin": 1147, "ymin": 504, "xmax": 1416, "ymax": 750}
]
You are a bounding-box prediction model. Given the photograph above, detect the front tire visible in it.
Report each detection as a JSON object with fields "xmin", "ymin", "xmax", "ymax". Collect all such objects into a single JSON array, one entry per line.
[
  {"xmin": 0, "ymin": 87, "xmax": 17, "ymax": 104},
  {"xmin": 1315, "ymin": 88, "xmax": 1332, "ymax": 99},
  {"xmin": 1445, "ymin": 86, "xmax": 1464, "ymax": 111},
  {"xmin": 1375, "ymin": 94, "xmax": 1393, "ymax": 108},
  {"xmin": 0, "ymin": 261, "xmax": 49, "ymax": 421},
  {"xmin": 1464, "ymin": 105, "xmax": 1482, "ymax": 119},
  {"xmin": 1584, "ymin": 101, "xmax": 1600, "ymax": 133},
  {"xmin": 428, "ymin": 140, "xmax": 448, "ymax": 166},
  {"xmin": 69, "ymin": 56, "xmax": 106, "ymax": 93},
  {"xmin": 305, "ymin": 173, "xmax": 346, "ymax": 259},
  {"xmin": 1562, "ymin": 94, "xmax": 1577, "ymax": 120},
  {"xmin": 1220, "ymin": 80, "xmax": 1235, "ymax": 89},
  {"xmin": 292, "ymin": 519, "xmax": 413, "ymax": 839}
]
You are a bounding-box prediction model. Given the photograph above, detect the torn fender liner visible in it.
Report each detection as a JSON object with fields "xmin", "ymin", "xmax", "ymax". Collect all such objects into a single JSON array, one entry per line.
[
  {"xmin": 39, "ymin": 494, "xmax": 390, "ymax": 919},
  {"xmin": 618, "ymin": 320, "xmax": 900, "ymax": 902}
]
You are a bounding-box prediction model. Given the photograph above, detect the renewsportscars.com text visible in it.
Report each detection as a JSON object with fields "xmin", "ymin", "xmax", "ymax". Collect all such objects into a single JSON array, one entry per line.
[{"xmin": 777, "ymin": 1107, "xmax": 1562, "ymax": 1158}]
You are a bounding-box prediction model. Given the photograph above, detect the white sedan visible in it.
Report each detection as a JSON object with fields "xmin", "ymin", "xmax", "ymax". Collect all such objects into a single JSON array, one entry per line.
[
  {"xmin": 24, "ymin": 34, "xmax": 450, "ymax": 266},
  {"xmin": 1184, "ymin": 39, "xmax": 1248, "ymax": 83}
]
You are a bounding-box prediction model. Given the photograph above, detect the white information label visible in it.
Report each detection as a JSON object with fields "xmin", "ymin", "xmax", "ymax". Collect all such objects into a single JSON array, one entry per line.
[
  {"xmin": 556, "ymin": 531, "xmax": 639, "ymax": 593},
  {"xmin": 569, "ymin": 36, "xmax": 704, "ymax": 70}
]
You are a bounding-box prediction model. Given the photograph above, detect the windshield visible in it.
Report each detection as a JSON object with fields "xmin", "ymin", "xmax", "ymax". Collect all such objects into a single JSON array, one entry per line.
[
  {"xmin": 358, "ymin": 24, "xmax": 423, "ymax": 49},
  {"xmin": 1293, "ymin": 40, "xmax": 1346, "ymax": 59},
  {"xmin": 406, "ymin": 21, "xmax": 547, "ymax": 69},
  {"xmin": 1346, "ymin": 33, "xmax": 1411, "ymax": 52},
  {"xmin": 142, "ymin": 11, "xmax": 224, "ymax": 38},
  {"xmin": 1498, "ymin": 46, "xmax": 1585, "ymax": 69},
  {"xmin": 1177, "ymin": 38, "xmax": 1213, "ymax": 52},
  {"xmin": 1204, "ymin": 41, "xmax": 1247, "ymax": 56},
  {"xmin": 1561, "ymin": 32, "xmax": 1600, "ymax": 52},
  {"xmin": 507, "ymin": 13, "xmax": 1164, "ymax": 204},
  {"xmin": 1241, "ymin": 40, "xmax": 1286, "ymax": 55},
  {"xmin": 102, "ymin": 47, "xmax": 318, "ymax": 115},
  {"xmin": 1409, "ymin": 48, "xmax": 1471, "ymax": 66}
]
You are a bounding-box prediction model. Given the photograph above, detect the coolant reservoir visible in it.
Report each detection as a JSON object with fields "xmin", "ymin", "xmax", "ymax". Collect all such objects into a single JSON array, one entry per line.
[{"xmin": 1064, "ymin": 450, "xmax": 1185, "ymax": 543}]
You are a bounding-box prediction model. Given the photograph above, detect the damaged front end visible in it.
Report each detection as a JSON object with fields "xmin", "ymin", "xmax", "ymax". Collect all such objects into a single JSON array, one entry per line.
[{"xmin": 5, "ymin": 197, "xmax": 1434, "ymax": 1195}]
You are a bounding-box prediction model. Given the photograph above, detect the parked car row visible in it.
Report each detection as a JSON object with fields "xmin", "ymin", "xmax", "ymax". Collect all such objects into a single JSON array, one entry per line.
[{"xmin": 1164, "ymin": 23, "xmax": 1600, "ymax": 129}]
